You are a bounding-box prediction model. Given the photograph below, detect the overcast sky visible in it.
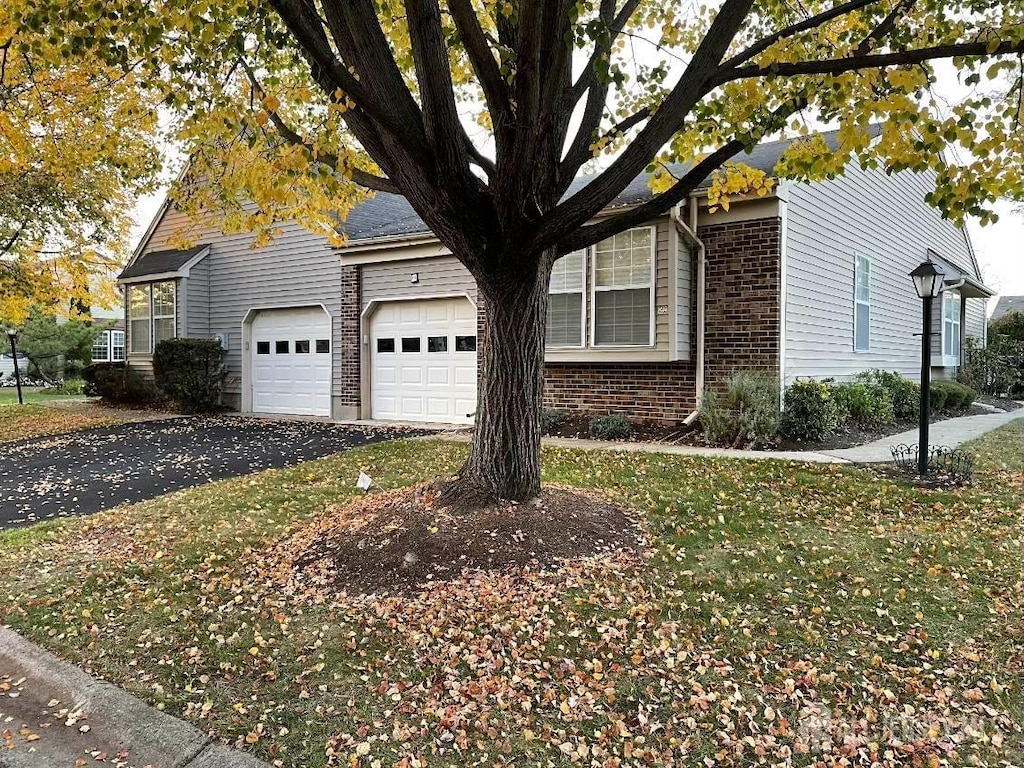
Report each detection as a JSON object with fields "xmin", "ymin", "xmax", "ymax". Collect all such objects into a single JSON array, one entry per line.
[{"xmin": 129, "ymin": 61, "xmax": 1024, "ymax": 304}]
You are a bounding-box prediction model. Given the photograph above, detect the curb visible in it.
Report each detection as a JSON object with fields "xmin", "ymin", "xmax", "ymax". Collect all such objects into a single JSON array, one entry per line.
[{"xmin": 0, "ymin": 626, "xmax": 269, "ymax": 768}]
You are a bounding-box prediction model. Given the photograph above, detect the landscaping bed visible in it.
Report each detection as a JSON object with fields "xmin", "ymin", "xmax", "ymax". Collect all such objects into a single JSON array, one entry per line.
[{"xmin": 0, "ymin": 428, "xmax": 1021, "ymax": 767}]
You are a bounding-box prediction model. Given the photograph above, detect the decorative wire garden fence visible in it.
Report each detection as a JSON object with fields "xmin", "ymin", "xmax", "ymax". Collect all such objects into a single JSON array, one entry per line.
[{"xmin": 890, "ymin": 444, "xmax": 976, "ymax": 484}]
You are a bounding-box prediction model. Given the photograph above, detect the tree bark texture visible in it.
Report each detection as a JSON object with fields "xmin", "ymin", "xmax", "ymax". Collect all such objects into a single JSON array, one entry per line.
[{"xmin": 458, "ymin": 256, "xmax": 554, "ymax": 503}]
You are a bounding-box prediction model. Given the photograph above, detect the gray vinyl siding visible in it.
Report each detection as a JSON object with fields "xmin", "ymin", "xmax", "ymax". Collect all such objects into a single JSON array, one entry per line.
[
  {"xmin": 139, "ymin": 206, "xmax": 343, "ymax": 399},
  {"xmin": 964, "ymin": 294, "xmax": 986, "ymax": 343},
  {"xmin": 185, "ymin": 259, "xmax": 211, "ymax": 338},
  {"xmin": 783, "ymin": 164, "xmax": 984, "ymax": 385},
  {"xmin": 675, "ymin": 231, "xmax": 693, "ymax": 360},
  {"xmin": 360, "ymin": 256, "xmax": 477, "ymax": 308},
  {"xmin": 653, "ymin": 221, "xmax": 670, "ymax": 349}
]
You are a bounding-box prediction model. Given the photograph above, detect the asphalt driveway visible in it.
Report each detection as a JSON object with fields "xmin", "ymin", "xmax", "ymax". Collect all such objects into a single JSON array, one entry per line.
[{"xmin": 0, "ymin": 416, "xmax": 424, "ymax": 529}]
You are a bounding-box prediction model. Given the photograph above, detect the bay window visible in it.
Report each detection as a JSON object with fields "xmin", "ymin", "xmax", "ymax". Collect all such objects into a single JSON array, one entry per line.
[
  {"xmin": 546, "ymin": 250, "xmax": 585, "ymax": 347},
  {"xmin": 128, "ymin": 281, "xmax": 176, "ymax": 354}
]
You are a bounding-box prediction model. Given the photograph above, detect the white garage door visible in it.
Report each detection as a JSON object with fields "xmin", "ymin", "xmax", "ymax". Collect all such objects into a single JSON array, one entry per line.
[
  {"xmin": 370, "ymin": 298, "xmax": 477, "ymax": 424},
  {"xmin": 251, "ymin": 307, "xmax": 332, "ymax": 416}
]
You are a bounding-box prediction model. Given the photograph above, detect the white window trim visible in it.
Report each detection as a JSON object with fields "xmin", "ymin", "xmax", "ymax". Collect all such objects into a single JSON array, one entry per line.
[
  {"xmin": 546, "ymin": 248, "xmax": 587, "ymax": 349},
  {"xmin": 853, "ymin": 253, "xmax": 871, "ymax": 353},
  {"xmin": 111, "ymin": 330, "xmax": 126, "ymax": 362},
  {"xmin": 590, "ymin": 226, "xmax": 657, "ymax": 348},
  {"xmin": 91, "ymin": 330, "xmax": 111, "ymax": 363},
  {"xmin": 128, "ymin": 285, "xmax": 152, "ymax": 355},
  {"xmin": 942, "ymin": 290, "xmax": 961, "ymax": 360},
  {"xmin": 128, "ymin": 281, "xmax": 176, "ymax": 355}
]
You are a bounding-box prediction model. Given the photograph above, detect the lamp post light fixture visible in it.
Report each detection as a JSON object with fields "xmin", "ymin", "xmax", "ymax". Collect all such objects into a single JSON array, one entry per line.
[
  {"xmin": 5, "ymin": 327, "xmax": 23, "ymax": 406},
  {"xmin": 909, "ymin": 260, "xmax": 946, "ymax": 475}
]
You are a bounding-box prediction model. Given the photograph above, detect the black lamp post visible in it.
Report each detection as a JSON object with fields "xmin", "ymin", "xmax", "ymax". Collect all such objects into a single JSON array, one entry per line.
[
  {"xmin": 909, "ymin": 261, "xmax": 946, "ymax": 475},
  {"xmin": 6, "ymin": 328, "xmax": 23, "ymax": 406}
]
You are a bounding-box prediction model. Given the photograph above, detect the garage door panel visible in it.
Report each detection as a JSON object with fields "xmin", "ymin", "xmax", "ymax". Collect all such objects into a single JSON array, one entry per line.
[
  {"xmin": 371, "ymin": 298, "xmax": 476, "ymax": 425},
  {"xmin": 250, "ymin": 307, "xmax": 332, "ymax": 417}
]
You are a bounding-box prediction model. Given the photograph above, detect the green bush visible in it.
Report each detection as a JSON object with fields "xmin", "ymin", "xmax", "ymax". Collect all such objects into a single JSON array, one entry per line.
[
  {"xmin": 781, "ymin": 379, "xmax": 845, "ymax": 441},
  {"xmin": 45, "ymin": 379, "xmax": 85, "ymax": 396},
  {"xmin": 541, "ymin": 409, "xmax": 567, "ymax": 434},
  {"xmin": 854, "ymin": 369, "xmax": 920, "ymax": 421},
  {"xmin": 588, "ymin": 414, "xmax": 633, "ymax": 440},
  {"xmin": 832, "ymin": 381, "xmax": 895, "ymax": 428},
  {"xmin": 699, "ymin": 371, "xmax": 780, "ymax": 448},
  {"xmin": 957, "ymin": 337, "xmax": 1023, "ymax": 396},
  {"xmin": 153, "ymin": 338, "xmax": 227, "ymax": 412},
  {"xmin": 931, "ymin": 380, "xmax": 976, "ymax": 413},
  {"xmin": 92, "ymin": 365, "xmax": 158, "ymax": 406}
]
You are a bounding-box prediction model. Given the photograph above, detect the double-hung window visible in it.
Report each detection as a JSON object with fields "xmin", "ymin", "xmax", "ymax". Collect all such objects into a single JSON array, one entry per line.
[
  {"xmin": 592, "ymin": 228, "xmax": 654, "ymax": 346},
  {"xmin": 111, "ymin": 330, "xmax": 126, "ymax": 361},
  {"xmin": 942, "ymin": 290, "xmax": 961, "ymax": 359},
  {"xmin": 546, "ymin": 250, "xmax": 585, "ymax": 347},
  {"xmin": 853, "ymin": 253, "xmax": 871, "ymax": 352},
  {"xmin": 128, "ymin": 281, "xmax": 176, "ymax": 354},
  {"xmin": 91, "ymin": 332, "xmax": 110, "ymax": 363}
]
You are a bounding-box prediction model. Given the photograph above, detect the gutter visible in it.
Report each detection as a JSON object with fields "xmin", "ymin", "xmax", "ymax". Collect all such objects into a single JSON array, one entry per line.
[{"xmin": 670, "ymin": 199, "xmax": 706, "ymax": 426}]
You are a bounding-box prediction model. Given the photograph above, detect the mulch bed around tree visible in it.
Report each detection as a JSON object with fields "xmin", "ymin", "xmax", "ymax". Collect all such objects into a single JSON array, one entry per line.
[{"xmin": 270, "ymin": 484, "xmax": 645, "ymax": 595}]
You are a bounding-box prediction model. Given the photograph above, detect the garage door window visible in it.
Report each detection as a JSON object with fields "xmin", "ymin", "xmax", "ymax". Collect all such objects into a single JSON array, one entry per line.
[
  {"xmin": 376, "ymin": 338, "xmax": 395, "ymax": 353},
  {"xmin": 256, "ymin": 341, "xmax": 270, "ymax": 354},
  {"xmin": 275, "ymin": 340, "xmax": 289, "ymax": 353},
  {"xmin": 428, "ymin": 336, "xmax": 448, "ymax": 352},
  {"xmin": 456, "ymin": 335, "xmax": 476, "ymax": 352},
  {"xmin": 316, "ymin": 339, "xmax": 330, "ymax": 353},
  {"xmin": 402, "ymin": 337, "xmax": 421, "ymax": 353},
  {"xmin": 295, "ymin": 340, "xmax": 310, "ymax": 353}
]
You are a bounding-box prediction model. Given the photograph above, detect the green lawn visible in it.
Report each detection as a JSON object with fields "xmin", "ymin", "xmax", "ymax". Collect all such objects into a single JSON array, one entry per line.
[
  {"xmin": 0, "ymin": 386, "xmax": 88, "ymax": 405},
  {"xmin": 0, "ymin": 424, "xmax": 1020, "ymax": 767},
  {"xmin": 0, "ymin": 402, "xmax": 135, "ymax": 443}
]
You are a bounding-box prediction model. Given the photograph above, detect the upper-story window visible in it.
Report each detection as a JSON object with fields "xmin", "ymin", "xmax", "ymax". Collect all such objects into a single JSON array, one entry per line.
[
  {"xmin": 854, "ymin": 253, "xmax": 871, "ymax": 352},
  {"xmin": 942, "ymin": 290, "xmax": 961, "ymax": 359},
  {"xmin": 546, "ymin": 250, "xmax": 585, "ymax": 347},
  {"xmin": 128, "ymin": 281, "xmax": 176, "ymax": 354},
  {"xmin": 593, "ymin": 228, "xmax": 654, "ymax": 346}
]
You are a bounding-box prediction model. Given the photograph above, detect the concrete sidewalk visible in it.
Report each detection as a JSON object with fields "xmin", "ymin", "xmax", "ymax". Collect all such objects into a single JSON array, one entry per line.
[
  {"xmin": 820, "ymin": 408, "xmax": 1023, "ymax": 463},
  {"xmin": 441, "ymin": 409, "xmax": 1021, "ymax": 464},
  {"xmin": 0, "ymin": 626, "xmax": 268, "ymax": 768}
]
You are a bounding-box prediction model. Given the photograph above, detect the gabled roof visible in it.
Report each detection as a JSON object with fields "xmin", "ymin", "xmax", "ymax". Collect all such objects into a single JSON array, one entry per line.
[
  {"xmin": 336, "ymin": 125, "xmax": 882, "ymax": 242},
  {"xmin": 118, "ymin": 244, "xmax": 210, "ymax": 282},
  {"xmin": 991, "ymin": 295, "xmax": 1024, "ymax": 321}
]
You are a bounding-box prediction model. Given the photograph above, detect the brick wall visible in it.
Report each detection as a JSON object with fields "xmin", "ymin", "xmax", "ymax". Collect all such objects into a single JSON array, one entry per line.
[
  {"xmin": 543, "ymin": 363, "xmax": 697, "ymax": 423},
  {"xmin": 700, "ymin": 218, "xmax": 782, "ymax": 390},
  {"xmin": 338, "ymin": 265, "xmax": 361, "ymax": 408}
]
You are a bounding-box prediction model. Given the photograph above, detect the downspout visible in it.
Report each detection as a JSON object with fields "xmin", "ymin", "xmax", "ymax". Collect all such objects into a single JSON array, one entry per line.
[{"xmin": 670, "ymin": 198, "xmax": 706, "ymax": 426}]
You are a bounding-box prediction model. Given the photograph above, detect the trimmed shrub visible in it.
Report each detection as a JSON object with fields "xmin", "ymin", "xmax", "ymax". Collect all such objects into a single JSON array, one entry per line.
[
  {"xmin": 699, "ymin": 371, "xmax": 780, "ymax": 448},
  {"xmin": 541, "ymin": 409, "xmax": 567, "ymax": 434},
  {"xmin": 957, "ymin": 337, "xmax": 1023, "ymax": 396},
  {"xmin": 588, "ymin": 414, "xmax": 633, "ymax": 440},
  {"xmin": 153, "ymin": 338, "xmax": 227, "ymax": 412},
  {"xmin": 83, "ymin": 362, "xmax": 126, "ymax": 397},
  {"xmin": 832, "ymin": 381, "xmax": 895, "ymax": 428},
  {"xmin": 92, "ymin": 365, "xmax": 157, "ymax": 406},
  {"xmin": 781, "ymin": 379, "xmax": 845, "ymax": 441},
  {"xmin": 931, "ymin": 380, "xmax": 976, "ymax": 413},
  {"xmin": 45, "ymin": 379, "xmax": 85, "ymax": 396},
  {"xmin": 854, "ymin": 369, "xmax": 920, "ymax": 421}
]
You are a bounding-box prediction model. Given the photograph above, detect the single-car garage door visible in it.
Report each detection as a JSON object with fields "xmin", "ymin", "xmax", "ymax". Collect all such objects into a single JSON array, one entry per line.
[
  {"xmin": 370, "ymin": 298, "xmax": 477, "ymax": 424},
  {"xmin": 251, "ymin": 307, "xmax": 332, "ymax": 416}
]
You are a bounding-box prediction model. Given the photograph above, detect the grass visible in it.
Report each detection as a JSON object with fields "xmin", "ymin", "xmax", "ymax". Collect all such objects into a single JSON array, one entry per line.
[
  {"xmin": 0, "ymin": 401, "xmax": 152, "ymax": 443},
  {"xmin": 0, "ymin": 386, "xmax": 87, "ymax": 405},
  {"xmin": 0, "ymin": 423, "xmax": 1021, "ymax": 768}
]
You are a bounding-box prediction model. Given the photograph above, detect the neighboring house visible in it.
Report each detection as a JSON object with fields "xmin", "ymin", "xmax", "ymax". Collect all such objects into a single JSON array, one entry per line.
[
  {"xmin": 118, "ymin": 127, "xmax": 992, "ymax": 425},
  {"xmin": 0, "ymin": 354, "xmax": 29, "ymax": 380},
  {"xmin": 88, "ymin": 271, "xmax": 127, "ymax": 364},
  {"xmin": 990, "ymin": 295, "xmax": 1024, "ymax": 323}
]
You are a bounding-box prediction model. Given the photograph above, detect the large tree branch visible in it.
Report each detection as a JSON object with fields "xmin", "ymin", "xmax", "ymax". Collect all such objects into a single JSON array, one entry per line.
[
  {"xmin": 537, "ymin": 0, "xmax": 757, "ymax": 250},
  {"xmin": 447, "ymin": 0, "xmax": 512, "ymax": 134},
  {"xmin": 559, "ymin": 105, "xmax": 652, "ymax": 190},
  {"xmin": 568, "ymin": 0, "xmax": 644, "ymax": 103},
  {"xmin": 715, "ymin": 39, "xmax": 1024, "ymax": 85},
  {"xmin": 721, "ymin": 0, "xmax": 882, "ymax": 70}
]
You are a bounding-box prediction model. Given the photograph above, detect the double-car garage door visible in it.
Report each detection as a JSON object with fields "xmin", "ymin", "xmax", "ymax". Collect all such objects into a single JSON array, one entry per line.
[{"xmin": 370, "ymin": 298, "xmax": 477, "ymax": 424}]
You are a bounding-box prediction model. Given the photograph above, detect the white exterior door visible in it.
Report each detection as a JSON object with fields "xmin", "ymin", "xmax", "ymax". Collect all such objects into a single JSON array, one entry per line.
[
  {"xmin": 250, "ymin": 307, "xmax": 332, "ymax": 416},
  {"xmin": 370, "ymin": 298, "xmax": 477, "ymax": 424}
]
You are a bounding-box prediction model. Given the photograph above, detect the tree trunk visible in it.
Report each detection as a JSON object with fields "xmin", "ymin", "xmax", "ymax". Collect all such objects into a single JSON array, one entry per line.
[{"xmin": 455, "ymin": 255, "xmax": 553, "ymax": 504}]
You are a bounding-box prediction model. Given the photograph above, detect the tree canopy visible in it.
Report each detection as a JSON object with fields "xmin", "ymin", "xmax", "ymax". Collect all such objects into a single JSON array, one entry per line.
[{"xmin": 0, "ymin": 9, "xmax": 160, "ymax": 322}]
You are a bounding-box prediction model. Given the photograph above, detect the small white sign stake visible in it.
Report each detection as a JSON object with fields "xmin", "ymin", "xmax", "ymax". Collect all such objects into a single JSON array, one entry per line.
[{"xmin": 356, "ymin": 471, "xmax": 373, "ymax": 492}]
